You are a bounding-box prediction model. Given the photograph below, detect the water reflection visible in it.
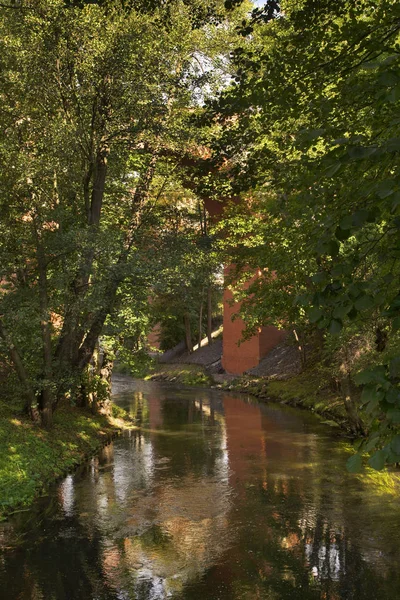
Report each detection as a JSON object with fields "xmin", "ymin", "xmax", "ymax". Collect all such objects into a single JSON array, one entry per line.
[{"xmin": 1, "ymin": 380, "xmax": 400, "ymax": 599}]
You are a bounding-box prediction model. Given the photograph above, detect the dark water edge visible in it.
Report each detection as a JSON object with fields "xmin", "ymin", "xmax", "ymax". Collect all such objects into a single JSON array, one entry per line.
[{"xmin": 0, "ymin": 378, "xmax": 400, "ymax": 600}]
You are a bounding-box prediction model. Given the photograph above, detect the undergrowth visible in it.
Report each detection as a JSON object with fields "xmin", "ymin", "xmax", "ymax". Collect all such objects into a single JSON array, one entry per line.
[
  {"xmin": 146, "ymin": 364, "xmax": 212, "ymax": 387},
  {"xmin": 227, "ymin": 367, "xmax": 349, "ymax": 429},
  {"xmin": 0, "ymin": 400, "xmax": 122, "ymax": 520}
]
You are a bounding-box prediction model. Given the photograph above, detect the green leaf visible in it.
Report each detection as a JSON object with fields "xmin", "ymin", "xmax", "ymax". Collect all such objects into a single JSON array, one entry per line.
[
  {"xmin": 365, "ymin": 394, "xmax": 382, "ymax": 414},
  {"xmin": 389, "ymin": 357, "xmax": 400, "ymax": 378},
  {"xmin": 333, "ymin": 304, "xmax": 352, "ymax": 319},
  {"xmin": 348, "ymin": 283, "xmax": 362, "ymax": 299},
  {"xmin": 388, "ymin": 84, "xmax": 400, "ymax": 103},
  {"xmin": 386, "ymin": 387, "xmax": 400, "ymax": 404},
  {"xmin": 339, "ymin": 215, "xmax": 353, "ymax": 230},
  {"xmin": 383, "ymin": 273, "xmax": 394, "ymax": 284},
  {"xmin": 354, "ymin": 366, "xmax": 387, "ymax": 385},
  {"xmin": 368, "ymin": 449, "xmax": 387, "ymax": 471},
  {"xmin": 354, "ymin": 295, "xmax": 375, "ymax": 311},
  {"xmin": 328, "ymin": 318, "xmax": 342, "ymax": 335},
  {"xmin": 333, "ymin": 137, "xmax": 349, "ymax": 145},
  {"xmin": 361, "ymin": 385, "xmax": 383, "ymax": 405},
  {"xmin": 367, "ymin": 207, "xmax": 381, "ymax": 222},
  {"xmin": 347, "ymin": 146, "xmax": 377, "ymax": 160},
  {"xmin": 390, "ymin": 191, "xmax": 400, "ymax": 211},
  {"xmin": 311, "ymin": 271, "xmax": 328, "ymax": 284},
  {"xmin": 352, "ymin": 209, "xmax": 369, "ymax": 227},
  {"xmin": 295, "ymin": 294, "xmax": 311, "ymax": 307},
  {"xmin": 376, "ymin": 180, "xmax": 394, "ymax": 199},
  {"xmin": 327, "ymin": 240, "xmax": 340, "ymax": 257},
  {"xmin": 324, "ymin": 162, "xmax": 342, "ymax": 177},
  {"xmin": 378, "ymin": 71, "xmax": 399, "ymax": 87},
  {"xmin": 392, "ymin": 316, "xmax": 400, "ymax": 331},
  {"xmin": 303, "ymin": 128, "xmax": 325, "ymax": 140},
  {"xmin": 346, "ymin": 453, "xmax": 362, "ymax": 473},
  {"xmin": 335, "ymin": 226, "xmax": 351, "ymax": 241},
  {"xmin": 317, "ymin": 317, "xmax": 330, "ymax": 329},
  {"xmin": 353, "ymin": 437, "xmax": 364, "ymax": 451},
  {"xmin": 385, "ymin": 138, "xmax": 400, "ymax": 153},
  {"xmin": 365, "ymin": 436, "xmax": 379, "ymax": 452},
  {"xmin": 390, "ymin": 435, "xmax": 400, "ymax": 455},
  {"xmin": 387, "ymin": 409, "xmax": 400, "ymax": 423},
  {"xmin": 347, "ymin": 307, "xmax": 358, "ymax": 320},
  {"xmin": 308, "ymin": 306, "xmax": 323, "ymax": 323}
]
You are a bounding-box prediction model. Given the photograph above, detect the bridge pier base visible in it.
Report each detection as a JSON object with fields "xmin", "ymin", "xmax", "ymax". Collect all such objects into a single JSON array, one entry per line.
[{"xmin": 221, "ymin": 268, "xmax": 285, "ymax": 375}]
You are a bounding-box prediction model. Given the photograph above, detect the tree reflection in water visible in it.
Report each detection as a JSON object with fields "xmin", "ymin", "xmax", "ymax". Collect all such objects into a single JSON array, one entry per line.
[{"xmin": 1, "ymin": 381, "xmax": 400, "ymax": 599}]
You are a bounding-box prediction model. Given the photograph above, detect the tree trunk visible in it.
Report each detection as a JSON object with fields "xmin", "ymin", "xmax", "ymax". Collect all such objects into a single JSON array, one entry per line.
[
  {"xmin": 198, "ymin": 299, "xmax": 203, "ymax": 348},
  {"xmin": 55, "ymin": 145, "xmax": 109, "ymax": 368},
  {"xmin": 293, "ymin": 328, "xmax": 306, "ymax": 369},
  {"xmin": 90, "ymin": 341, "xmax": 100, "ymax": 415},
  {"xmin": 37, "ymin": 244, "xmax": 54, "ymax": 426},
  {"xmin": 76, "ymin": 153, "xmax": 159, "ymax": 371},
  {"xmin": 0, "ymin": 319, "xmax": 38, "ymax": 421},
  {"xmin": 184, "ymin": 312, "xmax": 193, "ymax": 353},
  {"xmin": 40, "ymin": 393, "xmax": 53, "ymax": 428},
  {"xmin": 341, "ymin": 373, "xmax": 365, "ymax": 436},
  {"xmin": 207, "ymin": 284, "xmax": 212, "ymax": 346},
  {"xmin": 100, "ymin": 350, "xmax": 113, "ymax": 415},
  {"xmin": 59, "ymin": 150, "xmax": 157, "ymax": 395},
  {"xmin": 89, "ymin": 145, "xmax": 108, "ymax": 226}
]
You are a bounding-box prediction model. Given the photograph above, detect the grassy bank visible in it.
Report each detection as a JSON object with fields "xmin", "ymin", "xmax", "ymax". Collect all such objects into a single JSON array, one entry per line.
[
  {"xmin": 146, "ymin": 363, "xmax": 212, "ymax": 387},
  {"xmin": 222, "ymin": 369, "xmax": 351, "ymax": 431},
  {"xmin": 0, "ymin": 400, "xmax": 128, "ymax": 520}
]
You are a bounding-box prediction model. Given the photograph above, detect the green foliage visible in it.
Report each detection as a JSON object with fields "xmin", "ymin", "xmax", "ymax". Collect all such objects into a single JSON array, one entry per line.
[
  {"xmin": 0, "ymin": 0, "xmax": 236, "ymax": 419},
  {"xmin": 199, "ymin": 0, "xmax": 400, "ymax": 469},
  {"xmin": 115, "ymin": 349, "xmax": 156, "ymax": 378},
  {"xmin": 149, "ymin": 196, "xmax": 223, "ymax": 350},
  {"xmin": 147, "ymin": 363, "xmax": 212, "ymax": 386},
  {"xmin": 0, "ymin": 400, "xmax": 117, "ymax": 518},
  {"xmin": 110, "ymin": 402, "xmax": 130, "ymax": 420}
]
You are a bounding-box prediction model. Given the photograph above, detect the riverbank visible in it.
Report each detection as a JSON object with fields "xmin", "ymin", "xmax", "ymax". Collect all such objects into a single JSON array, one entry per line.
[
  {"xmin": 146, "ymin": 359, "xmax": 351, "ymax": 433},
  {"xmin": 145, "ymin": 363, "xmax": 213, "ymax": 387},
  {"xmin": 0, "ymin": 400, "xmax": 129, "ymax": 520},
  {"xmin": 222, "ymin": 369, "xmax": 350, "ymax": 432}
]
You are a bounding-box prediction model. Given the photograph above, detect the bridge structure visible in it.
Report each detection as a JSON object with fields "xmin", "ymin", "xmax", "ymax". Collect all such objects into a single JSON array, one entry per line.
[{"xmin": 203, "ymin": 197, "xmax": 285, "ymax": 375}]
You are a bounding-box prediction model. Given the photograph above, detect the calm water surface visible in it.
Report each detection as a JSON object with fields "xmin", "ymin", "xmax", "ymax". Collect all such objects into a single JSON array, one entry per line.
[{"xmin": 1, "ymin": 378, "xmax": 400, "ymax": 599}]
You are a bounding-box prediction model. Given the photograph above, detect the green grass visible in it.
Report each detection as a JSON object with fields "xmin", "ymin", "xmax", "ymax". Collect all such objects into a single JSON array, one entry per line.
[
  {"xmin": 229, "ymin": 369, "xmax": 348, "ymax": 427},
  {"xmin": 0, "ymin": 400, "xmax": 122, "ymax": 520},
  {"xmin": 146, "ymin": 364, "xmax": 212, "ymax": 387}
]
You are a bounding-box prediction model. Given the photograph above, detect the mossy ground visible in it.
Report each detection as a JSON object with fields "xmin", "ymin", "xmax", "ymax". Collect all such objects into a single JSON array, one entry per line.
[
  {"xmin": 226, "ymin": 368, "xmax": 349, "ymax": 430},
  {"xmin": 0, "ymin": 400, "xmax": 125, "ymax": 520},
  {"xmin": 145, "ymin": 364, "xmax": 212, "ymax": 387}
]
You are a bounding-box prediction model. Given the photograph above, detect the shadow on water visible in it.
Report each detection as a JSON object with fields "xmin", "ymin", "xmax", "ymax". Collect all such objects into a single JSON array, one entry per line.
[{"xmin": 1, "ymin": 379, "xmax": 400, "ymax": 599}]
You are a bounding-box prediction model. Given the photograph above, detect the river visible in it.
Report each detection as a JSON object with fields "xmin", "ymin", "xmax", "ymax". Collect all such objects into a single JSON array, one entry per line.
[{"xmin": 1, "ymin": 378, "xmax": 400, "ymax": 599}]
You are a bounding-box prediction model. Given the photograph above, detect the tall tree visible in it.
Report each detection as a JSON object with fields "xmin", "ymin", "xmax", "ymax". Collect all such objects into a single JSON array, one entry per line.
[
  {"xmin": 201, "ymin": 0, "xmax": 400, "ymax": 465},
  {"xmin": 0, "ymin": 0, "xmax": 241, "ymax": 424}
]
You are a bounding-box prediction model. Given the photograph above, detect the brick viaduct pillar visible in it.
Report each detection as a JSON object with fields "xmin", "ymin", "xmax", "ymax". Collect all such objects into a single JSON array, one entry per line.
[{"xmin": 204, "ymin": 197, "xmax": 285, "ymax": 375}]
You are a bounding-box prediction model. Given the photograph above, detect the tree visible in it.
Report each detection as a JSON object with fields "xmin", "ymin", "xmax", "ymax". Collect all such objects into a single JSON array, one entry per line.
[
  {"xmin": 149, "ymin": 191, "xmax": 223, "ymax": 352},
  {"xmin": 200, "ymin": 0, "xmax": 400, "ymax": 465},
  {"xmin": 0, "ymin": 0, "xmax": 241, "ymax": 425}
]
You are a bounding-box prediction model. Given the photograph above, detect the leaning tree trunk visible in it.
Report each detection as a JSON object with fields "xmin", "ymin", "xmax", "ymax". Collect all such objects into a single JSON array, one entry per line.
[
  {"xmin": 55, "ymin": 143, "xmax": 109, "ymax": 374},
  {"xmin": 57, "ymin": 148, "xmax": 158, "ymax": 412}
]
